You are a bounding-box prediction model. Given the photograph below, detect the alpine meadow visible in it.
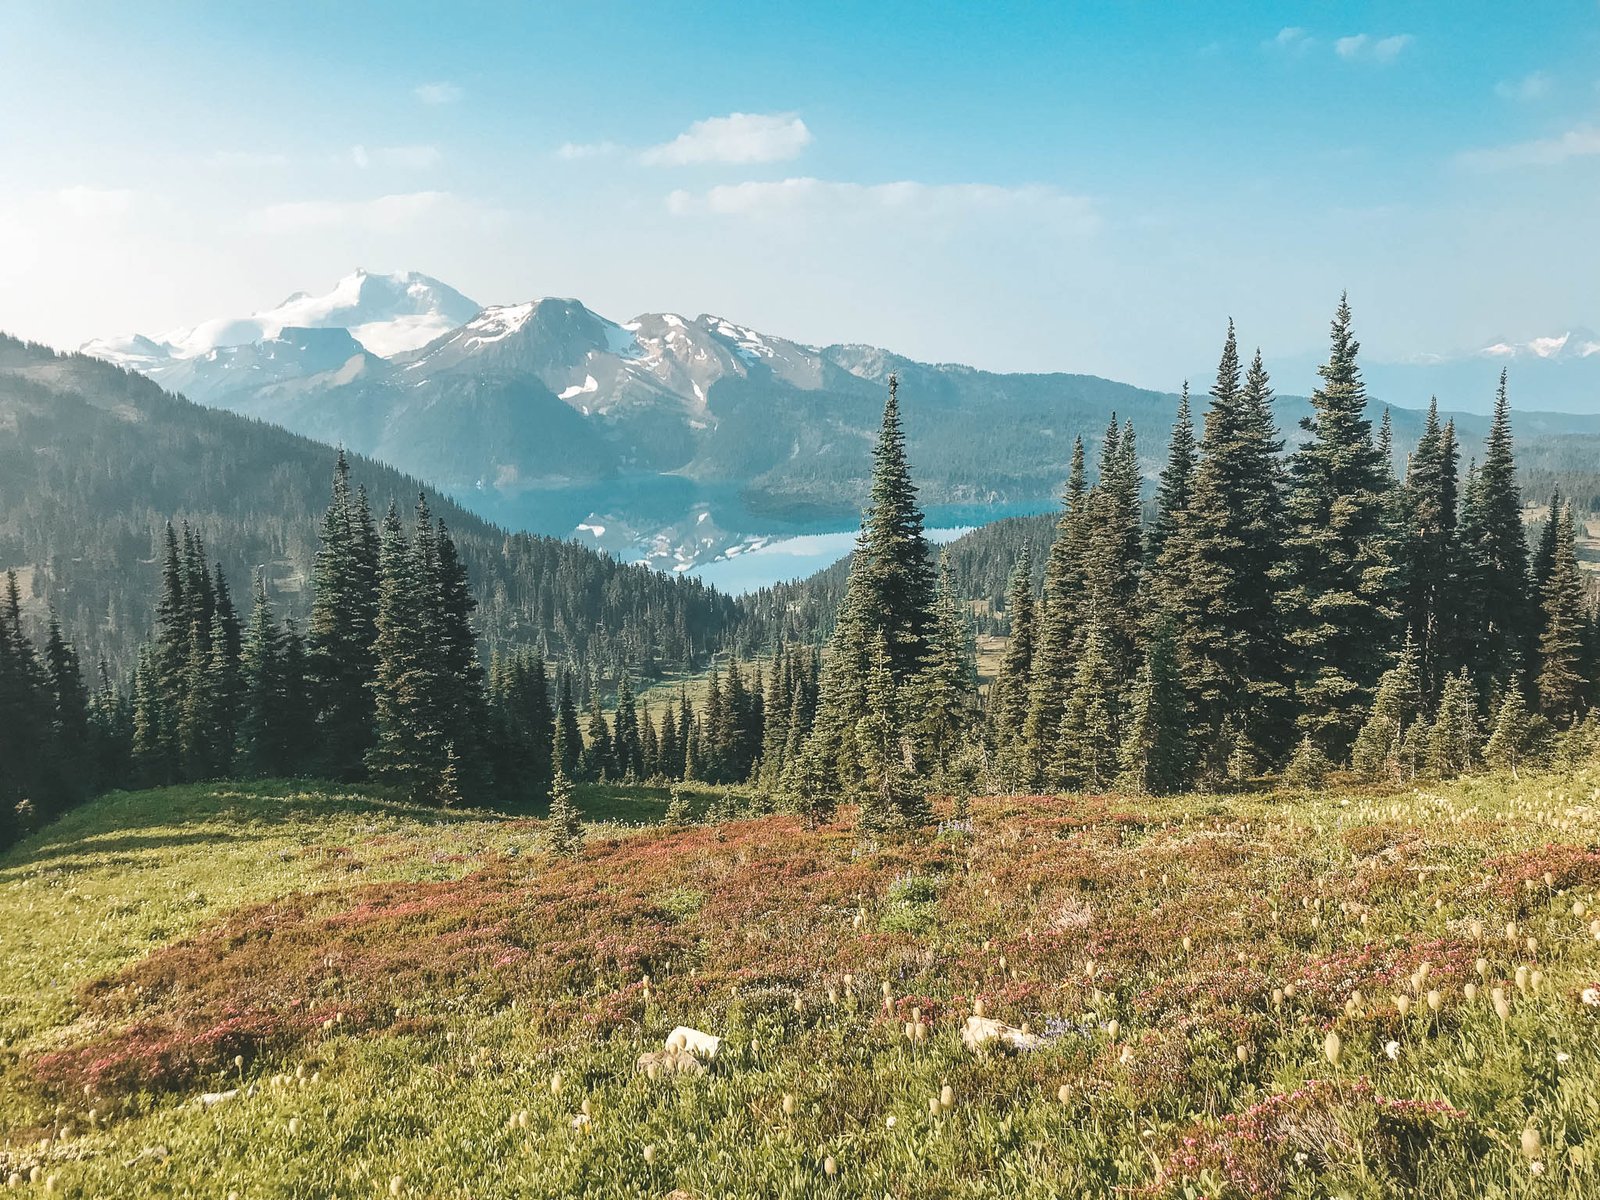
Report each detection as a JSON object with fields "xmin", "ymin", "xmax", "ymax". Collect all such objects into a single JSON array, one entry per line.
[{"xmin": 6, "ymin": 5, "xmax": 1600, "ymax": 1198}]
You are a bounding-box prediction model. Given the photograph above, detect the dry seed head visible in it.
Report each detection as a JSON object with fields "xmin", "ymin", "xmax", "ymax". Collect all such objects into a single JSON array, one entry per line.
[
  {"xmin": 1522, "ymin": 1127, "xmax": 1543, "ymax": 1159},
  {"xmin": 643, "ymin": 1144, "xmax": 657, "ymax": 1165},
  {"xmin": 940, "ymin": 1084, "xmax": 955, "ymax": 1110},
  {"xmin": 1427, "ymin": 989, "xmax": 1441, "ymax": 1012},
  {"xmin": 1057, "ymin": 1084, "xmax": 1071, "ymax": 1105},
  {"xmin": 823, "ymin": 1156, "xmax": 838, "ymax": 1178},
  {"xmin": 1323, "ymin": 1031, "xmax": 1343, "ymax": 1066}
]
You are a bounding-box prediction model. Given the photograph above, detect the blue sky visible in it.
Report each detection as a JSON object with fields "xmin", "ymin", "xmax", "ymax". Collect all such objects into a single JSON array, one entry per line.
[{"xmin": 1, "ymin": 1, "xmax": 1597, "ymax": 391}]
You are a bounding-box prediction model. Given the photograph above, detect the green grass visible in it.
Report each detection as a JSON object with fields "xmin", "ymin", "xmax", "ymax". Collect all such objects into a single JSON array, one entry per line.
[{"xmin": 4, "ymin": 771, "xmax": 1600, "ymax": 1196}]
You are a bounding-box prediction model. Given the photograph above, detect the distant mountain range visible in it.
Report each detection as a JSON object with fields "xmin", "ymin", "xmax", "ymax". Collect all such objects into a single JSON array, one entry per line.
[{"xmin": 82, "ymin": 271, "xmax": 1600, "ymax": 570}]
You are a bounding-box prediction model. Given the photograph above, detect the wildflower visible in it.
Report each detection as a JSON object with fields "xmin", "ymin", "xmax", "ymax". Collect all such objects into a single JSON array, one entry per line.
[
  {"xmin": 1106, "ymin": 1019, "xmax": 1120, "ymax": 1042},
  {"xmin": 1476, "ymin": 957, "xmax": 1489, "ymax": 978},
  {"xmin": 1521, "ymin": 1127, "xmax": 1542, "ymax": 1160},
  {"xmin": 1394, "ymin": 995, "xmax": 1411, "ymax": 1017},
  {"xmin": 1581, "ymin": 986, "xmax": 1600, "ymax": 1007},
  {"xmin": 1427, "ymin": 989, "xmax": 1442, "ymax": 1013},
  {"xmin": 1574, "ymin": 901, "xmax": 1588, "ymax": 918},
  {"xmin": 1470, "ymin": 919, "xmax": 1484, "ymax": 940},
  {"xmin": 1057, "ymin": 1084, "xmax": 1071, "ymax": 1105},
  {"xmin": 1516, "ymin": 966, "xmax": 1530, "ymax": 994},
  {"xmin": 288, "ymin": 1117, "xmax": 302, "ymax": 1135},
  {"xmin": 823, "ymin": 1155, "xmax": 838, "ymax": 1178},
  {"xmin": 1323, "ymin": 1031, "xmax": 1343, "ymax": 1066},
  {"xmin": 1526, "ymin": 936, "xmax": 1539, "ymax": 954},
  {"xmin": 885, "ymin": 1116, "xmax": 897, "ymax": 1130},
  {"xmin": 1119, "ymin": 1046, "xmax": 1134, "ymax": 1065},
  {"xmin": 940, "ymin": 1084, "xmax": 955, "ymax": 1111},
  {"xmin": 643, "ymin": 1144, "xmax": 657, "ymax": 1164},
  {"xmin": 1181, "ymin": 935, "xmax": 1192, "ymax": 953},
  {"xmin": 389, "ymin": 1177, "xmax": 404, "ymax": 1197},
  {"xmin": 550, "ymin": 1072, "xmax": 564, "ymax": 1094},
  {"xmin": 927, "ymin": 1095, "xmax": 942, "ymax": 1117},
  {"xmin": 1385, "ymin": 1040, "xmax": 1400, "ymax": 1060},
  {"xmin": 1531, "ymin": 970, "xmax": 1544, "ymax": 993},
  {"xmin": 782, "ymin": 1093, "xmax": 796, "ymax": 1116},
  {"xmin": 1557, "ymin": 1052, "xmax": 1572, "ymax": 1064},
  {"xmin": 1464, "ymin": 983, "xmax": 1478, "ymax": 1002},
  {"xmin": 1235, "ymin": 1044, "xmax": 1249, "ymax": 1064}
]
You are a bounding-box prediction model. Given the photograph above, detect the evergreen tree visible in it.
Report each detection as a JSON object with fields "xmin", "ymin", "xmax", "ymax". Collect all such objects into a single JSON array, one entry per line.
[
  {"xmin": 431, "ymin": 518, "xmax": 487, "ymax": 783},
  {"xmin": 1397, "ymin": 400, "xmax": 1460, "ymax": 702},
  {"xmin": 909, "ymin": 550, "xmax": 977, "ymax": 773},
  {"xmin": 279, "ymin": 620, "xmax": 317, "ymax": 768},
  {"xmin": 554, "ymin": 670, "xmax": 582, "ymax": 778},
  {"xmin": 581, "ymin": 680, "xmax": 613, "ymax": 781},
  {"xmin": 130, "ymin": 647, "xmax": 167, "ymax": 787},
  {"xmin": 42, "ymin": 613, "xmax": 91, "ymax": 813},
  {"xmin": 1537, "ymin": 503, "xmax": 1587, "ymax": 724},
  {"xmin": 801, "ymin": 375, "xmax": 937, "ymax": 799},
  {"xmin": 1483, "ymin": 684, "xmax": 1533, "ymax": 777},
  {"xmin": 205, "ymin": 608, "xmax": 241, "ymax": 778},
  {"xmin": 854, "ymin": 633, "xmax": 921, "ymax": 831},
  {"xmin": 1162, "ymin": 327, "xmax": 1286, "ymax": 779},
  {"xmin": 1052, "ymin": 613, "xmax": 1119, "ymax": 791},
  {"xmin": 437, "ymin": 744, "xmax": 466, "ymax": 808},
  {"xmin": 367, "ymin": 502, "xmax": 447, "ymax": 800},
  {"xmin": 1145, "ymin": 382, "xmax": 1196, "ymax": 568},
  {"xmin": 1350, "ymin": 635, "xmax": 1422, "ymax": 782},
  {"xmin": 1115, "ymin": 620, "xmax": 1188, "ymax": 795},
  {"xmin": 87, "ymin": 659, "xmax": 132, "ymax": 792},
  {"xmin": 543, "ymin": 767, "xmax": 584, "ymax": 857},
  {"xmin": 612, "ymin": 672, "xmax": 641, "ymax": 780},
  {"xmin": 1460, "ymin": 372, "xmax": 1530, "ymax": 695},
  {"xmin": 990, "ymin": 544, "xmax": 1037, "ymax": 749},
  {"xmin": 1022, "ymin": 436, "xmax": 1091, "ymax": 782},
  {"xmin": 238, "ymin": 575, "xmax": 287, "ymax": 777},
  {"xmin": 1082, "ymin": 418, "xmax": 1143, "ymax": 707},
  {"xmin": 1279, "ymin": 297, "xmax": 1397, "ymax": 755},
  {"xmin": 308, "ymin": 452, "xmax": 381, "ymax": 779},
  {"xmin": 1428, "ymin": 669, "xmax": 1479, "ymax": 778}
]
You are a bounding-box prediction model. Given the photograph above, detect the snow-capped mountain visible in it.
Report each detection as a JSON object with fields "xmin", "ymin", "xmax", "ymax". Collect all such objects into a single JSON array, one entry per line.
[
  {"xmin": 1474, "ymin": 329, "xmax": 1600, "ymax": 362},
  {"xmin": 81, "ymin": 270, "xmax": 1600, "ymax": 571},
  {"xmin": 83, "ymin": 269, "xmax": 480, "ymax": 370}
]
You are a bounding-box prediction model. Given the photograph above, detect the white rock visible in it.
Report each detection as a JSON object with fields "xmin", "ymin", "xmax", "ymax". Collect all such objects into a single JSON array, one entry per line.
[
  {"xmin": 665, "ymin": 1026, "xmax": 721, "ymax": 1059},
  {"xmin": 961, "ymin": 1015, "xmax": 1044, "ymax": 1054}
]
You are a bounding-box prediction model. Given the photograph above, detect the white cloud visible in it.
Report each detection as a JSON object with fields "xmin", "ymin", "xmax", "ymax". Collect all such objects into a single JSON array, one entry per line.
[
  {"xmin": 641, "ymin": 112, "xmax": 813, "ymax": 166},
  {"xmin": 1495, "ymin": 71, "xmax": 1552, "ymax": 101},
  {"xmin": 1335, "ymin": 33, "xmax": 1412, "ymax": 62},
  {"xmin": 1269, "ymin": 27, "xmax": 1313, "ymax": 52},
  {"xmin": 414, "ymin": 81, "xmax": 461, "ymax": 105},
  {"xmin": 210, "ymin": 150, "xmax": 290, "ymax": 168},
  {"xmin": 247, "ymin": 191, "xmax": 453, "ymax": 234},
  {"xmin": 351, "ymin": 144, "xmax": 441, "ymax": 169},
  {"xmin": 56, "ymin": 186, "xmax": 135, "ymax": 221},
  {"xmin": 556, "ymin": 140, "xmax": 621, "ymax": 160},
  {"xmin": 1457, "ymin": 125, "xmax": 1600, "ymax": 170},
  {"xmin": 665, "ymin": 177, "xmax": 1097, "ymax": 231}
]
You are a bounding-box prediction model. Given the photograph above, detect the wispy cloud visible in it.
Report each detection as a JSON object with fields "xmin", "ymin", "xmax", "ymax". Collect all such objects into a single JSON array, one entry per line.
[
  {"xmin": 1334, "ymin": 33, "xmax": 1413, "ymax": 63},
  {"xmin": 247, "ymin": 191, "xmax": 453, "ymax": 234},
  {"xmin": 1495, "ymin": 71, "xmax": 1552, "ymax": 102},
  {"xmin": 665, "ymin": 177, "xmax": 1097, "ymax": 232},
  {"xmin": 1268, "ymin": 26, "xmax": 1313, "ymax": 53},
  {"xmin": 56, "ymin": 186, "xmax": 136, "ymax": 221},
  {"xmin": 642, "ymin": 112, "xmax": 813, "ymax": 166},
  {"xmin": 210, "ymin": 150, "xmax": 290, "ymax": 169},
  {"xmin": 1457, "ymin": 125, "xmax": 1600, "ymax": 170},
  {"xmin": 413, "ymin": 81, "xmax": 461, "ymax": 105},
  {"xmin": 556, "ymin": 140, "xmax": 621, "ymax": 160},
  {"xmin": 351, "ymin": 144, "xmax": 441, "ymax": 169}
]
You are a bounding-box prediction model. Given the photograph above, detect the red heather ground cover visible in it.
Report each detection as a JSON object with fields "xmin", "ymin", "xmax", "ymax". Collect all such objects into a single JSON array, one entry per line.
[{"xmin": 30, "ymin": 793, "xmax": 1522, "ymax": 1105}]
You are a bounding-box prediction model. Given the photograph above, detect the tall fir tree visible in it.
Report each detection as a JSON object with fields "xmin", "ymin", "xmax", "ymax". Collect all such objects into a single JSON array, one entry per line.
[
  {"xmin": 990, "ymin": 544, "xmax": 1037, "ymax": 750},
  {"xmin": 1052, "ymin": 612, "xmax": 1120, "ymax": 791},
  {"xmin": 1145, "ymin": 382, "xmax": 1196, "ymax": 569},
  {"xmin": 801, "ymin": 375, "xmax": 937, "ymax": 800},
  {"xmin": 1459, "ymin": 371, "xmax": 1530, "ymax": 697},
  {"xmin": 908, "ymin": 550, "xmax": 977, "ymax": 773},
  {"xmin": 238, "ymin": 575, "xmax": 288, "ymax": 777},
  {"xmin": 1022, "ymin": 436, "xmax": 1091, "ymax": 782},
  {"xmin": 1537, "ymin": 502, "xmax": 1587, "ymax": 724},
  {"xmin": 1278, "ymin": 296, "xmax": 1398, "ymax": 755},
  {"xmin": 367, "ymin": 501, "xmax": 448, "ymax": 800},
  {"xmin": 1350, "ymin": 635, "xmax": 1423, "ymax": 782},
  {"xmin": 308, "ymin": 452, "xmax": 381, "ymax": 779},
  {"xmin": 1115, "ymin": 620, "xmax": 1188, "ymax": 795},
  {"xmin": 1162, "ymin": 326, "xmax": 1286, "ymax": 779},
  {"xmin": 1397, "ymin": 400, "xmax": 1461, "ymax": 702}
]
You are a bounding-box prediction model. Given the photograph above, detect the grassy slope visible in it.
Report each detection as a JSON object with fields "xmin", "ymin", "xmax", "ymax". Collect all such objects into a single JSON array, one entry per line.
[{"xmin": 2, "ymin": 774, "xmax": 1600, "ymax": 1197}]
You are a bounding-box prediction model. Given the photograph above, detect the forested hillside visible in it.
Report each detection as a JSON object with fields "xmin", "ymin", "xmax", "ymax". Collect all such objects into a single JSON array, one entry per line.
[{"xmin": 0, "ymin": 335, "xmax": 739, "ymax": 679}]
